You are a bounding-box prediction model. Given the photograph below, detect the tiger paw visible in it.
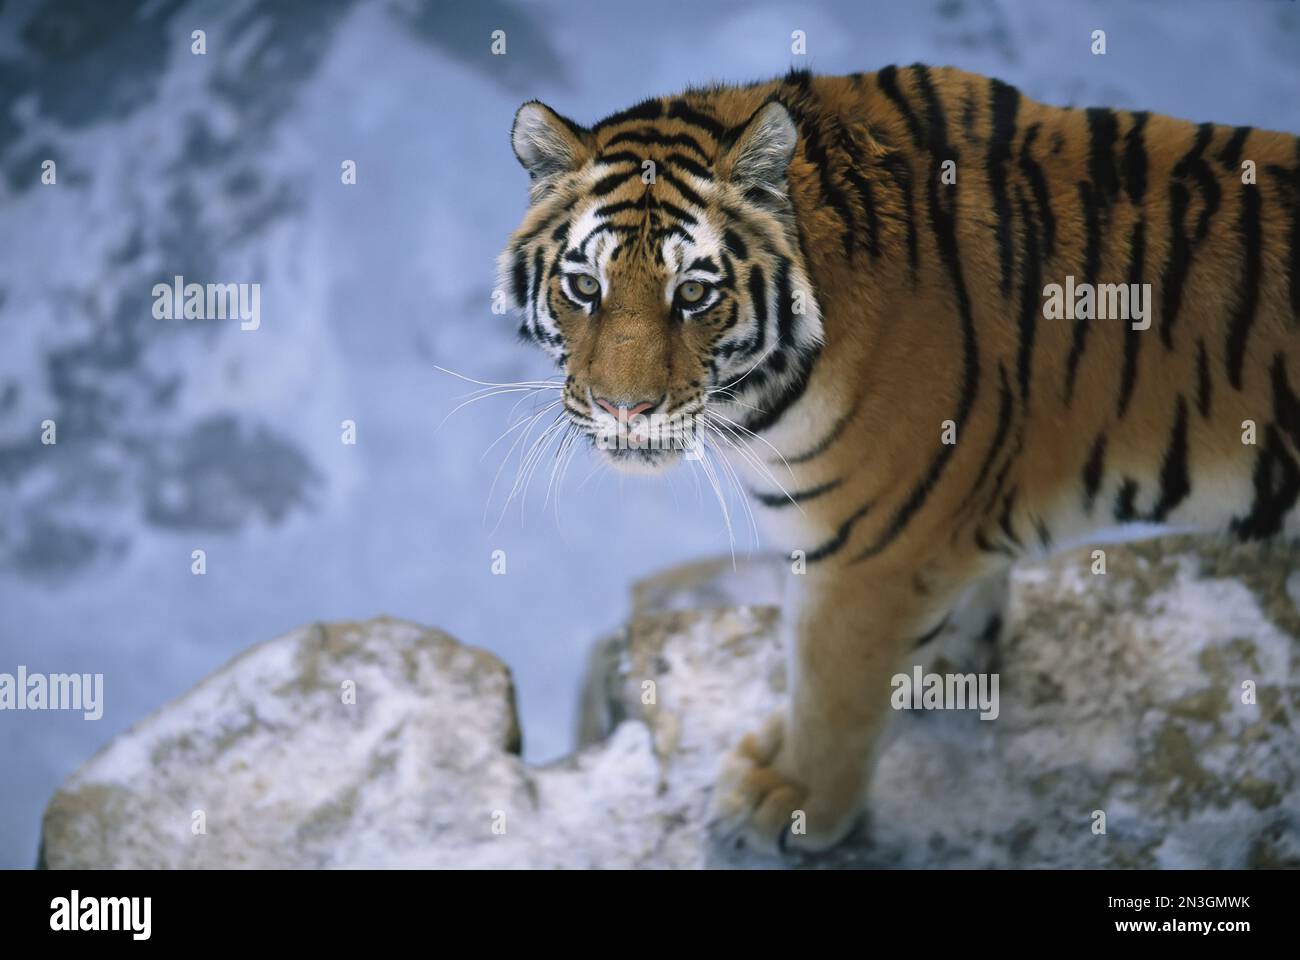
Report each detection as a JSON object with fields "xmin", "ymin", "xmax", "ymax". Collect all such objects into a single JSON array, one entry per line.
[{"xmin": 707, "ymin": 711, "xmax": 862, "ymax": 856}]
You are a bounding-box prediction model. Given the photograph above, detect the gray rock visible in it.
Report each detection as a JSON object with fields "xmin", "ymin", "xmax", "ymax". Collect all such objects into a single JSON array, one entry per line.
[{"xmin": 40, "ymin": 538, "xmax": 1300, "ymax": 868}]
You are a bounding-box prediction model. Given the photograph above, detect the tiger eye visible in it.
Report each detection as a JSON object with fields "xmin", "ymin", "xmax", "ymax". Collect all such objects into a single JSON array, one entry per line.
[
  {"xmin": 575, "ymin": 274, "xmax": 600, "ymax": 296},
  {"xmin": 678, "ymin": 281, "xmax": 707, "ymax": 304}
]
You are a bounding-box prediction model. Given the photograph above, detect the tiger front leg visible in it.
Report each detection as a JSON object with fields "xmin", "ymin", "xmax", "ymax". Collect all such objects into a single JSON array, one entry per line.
[{"xmin": 709, "ymin": 565, "xmax": 927, "ymax": 856}]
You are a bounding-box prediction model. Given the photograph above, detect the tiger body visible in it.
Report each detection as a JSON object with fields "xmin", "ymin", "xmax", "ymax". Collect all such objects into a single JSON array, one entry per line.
[{"xmin": 500, "ymin": 64, "xmax": 1300, "ymax": 853}]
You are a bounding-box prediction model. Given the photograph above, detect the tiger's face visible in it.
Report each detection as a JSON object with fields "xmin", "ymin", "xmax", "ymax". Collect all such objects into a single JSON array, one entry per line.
[{"xmin": 497, "ymin": 97, "xmax": 823, "ymax": 474}]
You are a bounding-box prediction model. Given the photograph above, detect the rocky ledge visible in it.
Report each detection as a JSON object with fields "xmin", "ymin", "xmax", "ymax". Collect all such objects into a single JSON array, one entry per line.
[{"xmin": 40, "ymin": 537, "xmax": 1300, "ymax": 868}]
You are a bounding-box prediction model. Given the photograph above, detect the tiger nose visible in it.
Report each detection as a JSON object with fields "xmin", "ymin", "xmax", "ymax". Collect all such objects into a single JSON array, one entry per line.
[{"xmin": 593, "ymin": 395, "xmax": 662, "ymax": 418}]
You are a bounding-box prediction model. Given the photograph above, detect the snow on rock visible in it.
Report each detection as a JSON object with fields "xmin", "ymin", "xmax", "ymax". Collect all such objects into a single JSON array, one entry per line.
[{"xmin": 41, "ymin": 538, "xmax": 1300, "ymax": 868}]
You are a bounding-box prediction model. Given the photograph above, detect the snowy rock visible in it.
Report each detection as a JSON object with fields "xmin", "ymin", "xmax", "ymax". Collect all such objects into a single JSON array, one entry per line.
[
  {"xmin": 39, "ymin": 618, "xmax": 532, "ymax": 869},
  {"xmin": 41, "ymin": 538, "xmax": 1300, "ymax": 868}
]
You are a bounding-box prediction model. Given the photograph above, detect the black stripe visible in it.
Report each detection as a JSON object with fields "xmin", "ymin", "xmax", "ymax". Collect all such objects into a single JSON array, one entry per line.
[
  {"xmin": 592, "ymin": 98, "xmax": 663, "ymax": 132},
  {"xmin": 1231, "ymin": 425, "xmax": 1300, "ymax": 541},
  {"xmin": 1150, "ymin": 396, "xmax": 1191, "ymax": 522},
  {"xmin": 783, "ymin": 67, "xmax": 813, "ymax": 90},
  {"xmin": 1064, "ymin": 180, "xmax": 1101, "ymax": 403},
  {"xmin": 744, "ymin": 345, "xmax": 820, "ymax": 436},
  {"xmin": 784, "ymin": 397, "xmax": 860, "ymax": 464},
  {"xmin": 593, "ymin": 200, "xmax": 638, "ymax": 218},
  {"xmin": 975, "ymin": 528, "xmax": 1015, "ymax": 558},
  {"xmin": 1019, "ymin": 124, "xmax": 1056, "ymax": 260},
  {"xmin": 510, "ymin": 250, "xmax": 529, "ymax": 307},
  {"xmin": 1226, "ymin": 180, "xmax": 1263, "ymax": 390},
  {"xmin": 773, "ymin": 258, "xmax": 796, "ymax": 347},
  {"xmin": 998, "ymin": 487, "xmax": 1022, "ymax": 548},
  {"xmin": 528, "ymin": 248, "xmax": 551, "ymax": 343},
  {"xmin": 664, "ymin": 153, "xmax": 712, "ymax": 180},
  {"xmin": 753, "ymin": 478, "xmax": 841, "ymax": 508},
  {"xmin": 986, "ymin": 434, "xmax": 1022, "ymax": 512},
  {"xmin": 1188, "ymin": 125, "xmax": 1223, "ymax": 242},
  {"xmin": 735, "ymin": 265, "xmax": 768, "ymax": 360},
  {"xmin": 1015, "ymin": 186, "xmax": 1040, "ymax": 402},
  {"xmin": 876, "ymin": 65, "xmax": 925, "ymax": 146},
  {"xmin": 966, "ymin": 362, "xmax": 1015, "ymax": 502},
  {"xmin": 1082, "ymin": 433, "xmax": 1107, "ymax": 513},
  {"xmin": 1160, "ymin": 124, "xmax": 1220, "ymax": 349},
  {"xmin": 1196, "ymin": 338, "xmax": 1213, "ymax": 418},
  {"xmin": 657, "ymin": 168, "xmax": 706, "ymax": 209},
  {"xmin": 879, "ymin": 151, "xmax": 918, "ymax": 274},
  {"xmin": 1271, "ymin": 353, "xmax": 1300, "ymax": 452},
  {"xmin": 961, "ymin": 83, "xmax": 978, "ymax": 140},
  {"xmin": 603, "ymin": 129, "xmax": 709, "ymax": 158},
  {"xmin": 977, "ymin": 614, "xmax": 1004, "ymax": 647},
  {"xmin": 793, "ymin": 105, "xmax": 856, "ymax": 257},
  {"xmin": 854, "ymin": 65, "xmax": 980, "ymax": 563},
  {"xmin": 514, "ymin": 198, "xmax": 577, "ymax": 245},
  {"xmin": 666, "ymin": 99, "xmax": 726, "ymax": 140},
  {"xmin": 1118, "ymin": 218, "xmax": 1146, "ymax": 418},
  {"xmin": 1160, "ymin": 178, "xmax": 1193, "ymax": 350},
  {"xmin": 650, "ymin": 223, "xmax": 693, "ymax": 247},
  {"xmin": 1122, "ymin": 111, "xmax": 1149, "ymax": 205},
  {"xmin": 542, "ymin": 285, "xmax": 564, "ymax": 345},
  {"xmin": 592, "ymin": 170, "xmax": 638, "ymax": 196},
  {"xmin": 911, "ymin": 616, "xmax": 950, "ymax": 650},
  {"xmin": 719, "ymin": 299, "xmax": 739, "ymax": 332},
  {"xmin": 804, "ymin": 500, "xmax": 873, "ymax": 563},
  {"xmin": 1114, "ymin": 478, "xmax": 1140, "ymax": 523},
  {"xmin": 576, "ymin": 221, "xmax": 626, "ymax": 255},
  {"xmin": 1287, "ymin": 142, "xmax": 1300, "ymax": 324},
  {"xmin": 1033, "ymin": 517, "xmax": 1053, "ymax": 550},
  {"xmin": 529, "ymin": 248, "xmax": 546, "ymax": 310},
  {"xmin": 837, "ymin": 128, "xmax": 882, "ymax": 258},
  {"xmin": 1086, "ymin": 107, "xmax": 1121, "ymax": 206},
  {"xmin": 722, "ymin": 228, "xmax": 748, "ymax": 259},
  {"xmin": 717, "ymin": 253, "xmax": 737, "ymax": 290},
  {"xmin": 1217, "ymin": 126, "xmax": 1252, "ymax": 170},
  {"xmin": 657, "ymin": 199, "xmax": 697, "ymax": 225},
  {"xmin": 987, "ymin": 78, "xmax": 1020, "ymax": 297},
  {"xmin": 594, "ymin": 150, "xmax": 644, "ymax": 168}
]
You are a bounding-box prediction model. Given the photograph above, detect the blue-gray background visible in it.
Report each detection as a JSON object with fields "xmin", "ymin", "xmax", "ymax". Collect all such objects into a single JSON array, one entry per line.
[{"xmin": 1, "ymin": 0, "xmax": 1297, "ymax": 868}]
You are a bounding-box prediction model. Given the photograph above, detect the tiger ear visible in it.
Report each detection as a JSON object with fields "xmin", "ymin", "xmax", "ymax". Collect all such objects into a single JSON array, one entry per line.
[
  {"xmin": 720, "ymin": 101, "xmax": 799, "ymax": 200},
  {"xmin": 511, "ymin": 101, "xmax": 592, "ymax": 186}
]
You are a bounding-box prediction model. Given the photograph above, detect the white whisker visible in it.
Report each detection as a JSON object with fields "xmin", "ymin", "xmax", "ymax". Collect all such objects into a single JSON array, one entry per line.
[
  {"xmin": 706, "ymin": 408, "xmax": 796, "ymax": 477},
  {"xmin": 708, "ymin": 345, "xmax": 776, "ymax": 396},
  {"xmin": 702, "ymin": 413, "xmax": 806, "ymax": 517},
  {"xmin": 484, "ymin": 402, "xmax": 559, "ymax": 527},
  {"xmin": 481, "ymin": 399, "xmax": 563, "ymax": 463},
  {"xmin": 434, "ymin": 364, "xmax": 562, "ymax": 390},
  {"xmin": 707, "ymin": 426, "xmax": 760, "ymax": 550},
  {"xmin": 439, "ymin": 383, "xmax": 560, "ymax": 432}
]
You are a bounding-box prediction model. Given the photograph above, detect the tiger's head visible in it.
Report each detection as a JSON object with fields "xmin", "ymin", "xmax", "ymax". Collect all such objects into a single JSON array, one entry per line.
[{"xmin": 497, "ymin": 95, "xmax": 823, "ymax": 474}]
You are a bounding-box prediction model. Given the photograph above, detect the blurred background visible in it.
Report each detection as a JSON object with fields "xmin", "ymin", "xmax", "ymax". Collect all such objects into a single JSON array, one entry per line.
[{"xmin": 1, "ymin": 0, "xmax": 1297, "ymax": 868}]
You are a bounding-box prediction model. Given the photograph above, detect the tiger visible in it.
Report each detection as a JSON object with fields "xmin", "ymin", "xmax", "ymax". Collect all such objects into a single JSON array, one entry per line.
[{"xmin": 497, "ymin": 64, "xmax": 1300, "ymax": 855}]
